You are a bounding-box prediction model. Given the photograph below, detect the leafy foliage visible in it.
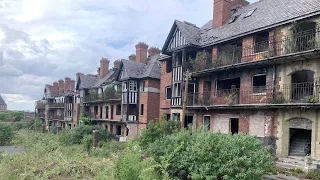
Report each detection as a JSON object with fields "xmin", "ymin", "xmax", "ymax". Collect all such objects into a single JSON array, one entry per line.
[
  {"xmin": 190, "ymin": 50, "xmax": 212, "ymax": 72},
  {"xmin": 0, "ymin": 111, "xmax": 25, "ymax": 122},
  {"xmin": 0, "ymin": 122, "xmax": 14, "ymax": 145}
]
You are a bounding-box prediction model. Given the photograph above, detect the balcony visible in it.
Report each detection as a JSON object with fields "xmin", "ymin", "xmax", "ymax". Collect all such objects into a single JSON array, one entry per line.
[
  {"xmin": 187, "ymin": 83, "xmax": 320, "ymax": 108},
  {"xmin": 48, "ymin": 103, "xmax": 65, "ymax": 108},
  {"xmin": 37, "ymin": 113, "xmax": 45, "ymax": 118},
  {"xmin": 123, "ymin": 115, "xmax": 137, "ymax": 121},
  {"xmin": 194, "ymin": 27, "xmax": 320, "ymax": 72},
  {"xmin": 84, "ymin": 92, "xmax": 122, "ymax": 103},
  {"xmin": 35, "ymin": 101, "xmax": 46, "ymax": 109},
  {"xmin": 48, "ymin": 114, "xmax": 64, "ymax": 120}
]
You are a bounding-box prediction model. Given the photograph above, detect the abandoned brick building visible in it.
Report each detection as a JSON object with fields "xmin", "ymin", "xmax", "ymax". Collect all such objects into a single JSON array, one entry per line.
[
  {"xmin": 76, "ymin": 42, "xmax": 161, "ymax": 139},
  {"xmin": 160, "ymin": 0, "xmax": 320, "ymax": 158},
  {"xmin": 36, "ymin": 77, "xmax": 79, "ymax": 130},
  {"xmin": 0, "ymin": 95, "xmax": 7, "ymax": 112}
]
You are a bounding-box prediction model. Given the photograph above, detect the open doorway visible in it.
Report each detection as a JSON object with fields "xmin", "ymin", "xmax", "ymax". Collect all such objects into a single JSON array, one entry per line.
[
  {"xmin": 289, "ymin": 128, "xmax": 311, "ymax": 156},
  {"xmin": 291, "ymin": 70, "xmax": 314, "ymax": 102},
  {"xmin": 116, "ymin": 125, "xmax": 122, "ymax": 136},
  {"xmin": 230, "ymin": 118, "xmax": 239, "ymax": 135}
]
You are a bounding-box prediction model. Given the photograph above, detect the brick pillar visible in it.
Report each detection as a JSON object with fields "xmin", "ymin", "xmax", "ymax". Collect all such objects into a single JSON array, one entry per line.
[
  {"xmin": 242, "ymin": 36, "xmax": 255, "ymax": 62},
  {"xmin": 212, "ymin": 46, "xmax": 218, "ymax": 64},
  {"xmin": 148, "ymin": 47, "xmax": 161, "ymax": 57}
]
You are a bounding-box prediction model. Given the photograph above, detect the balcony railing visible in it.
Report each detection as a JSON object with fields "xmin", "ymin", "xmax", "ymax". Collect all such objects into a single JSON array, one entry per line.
[
  {"xmin": 48, "ymin": 114, "xmax": 64, "ymax": 120},
  {"xmin": 84, "ymin": 92, "xmax": 122, "ymax": 103},
  {"xmin": 37, "ymin": 113, "xmax": 45, "ymax": 118},
  {"xmin": 187, "ymin": 83, "xmax": 320, "ymax": 107},
  {"xmin": 196, "ymin": 27, "xmax": 320, "ymax": 71},
  {"xmin": 48, "ymin": 103, "xmax": 65, "ymax": 108},
  {"xmin": 36, "ymin": 101, "xmax": 46, "ymax": 109}
]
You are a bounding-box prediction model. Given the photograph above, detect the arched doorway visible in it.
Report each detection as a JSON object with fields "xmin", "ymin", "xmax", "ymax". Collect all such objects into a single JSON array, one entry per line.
[
  {"xmin": 289, "ymin": 118, "xmax": 312, "ymax": 156},
  {"xmin": 292, "ymin": 21, "xmax": 317, "ymax": 52},
  {"xmin": 291, "ymin": 70, "xmax": 314, "ymax": 102}
]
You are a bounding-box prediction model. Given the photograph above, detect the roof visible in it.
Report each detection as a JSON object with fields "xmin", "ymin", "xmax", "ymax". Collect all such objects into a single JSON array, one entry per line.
[
  {"xmin": 120, "ymin": 54, "xmax": 162, "ymax": 80},
  {"xmin": 163, "ymin": 0, "xmax": 320, "ymax": 51},
  {"xmin": 0, "ymin": 95, "xmax": 7, "ymax": 106},
  {"xmin": 77, "ymin": 74, "xmax": 98, "ymax": 89}
]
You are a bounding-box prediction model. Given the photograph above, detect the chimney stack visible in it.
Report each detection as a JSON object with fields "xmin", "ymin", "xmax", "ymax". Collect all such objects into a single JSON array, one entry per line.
[
  {"xmin": 100, "ymin": 57, "xmax": 110, "ymax": 78},
  {"xmin": 70, "ymin": 80, "xmax": 75, "ymax": 92},
  {"xmin": 148, "ymin": 47, "xmax": 161, "ymax": 57},
  {"xmin": 58, "ymin": 79, "xmax": 64, "ymax": 95},
  {"xmin": 64, "ymin": 77, "xmax": 71, "ymax": 93},
  {"xmin": 213, "ymin": 0, "xmax": 249, "ymax": 28},
  {"xmin": 135, "ymin": 42, "xmax": 148, "ymax": 63},
  {"xmin": 129, "ymin": 54, "xmax": 136, "ymax": 61},
  {"xmin": 52, "ymin": 82, "xmax": 59, "ymax": 96},
  {"xmin": 114, "ymin": 60, "xmax": 121, "ymax": 69}
]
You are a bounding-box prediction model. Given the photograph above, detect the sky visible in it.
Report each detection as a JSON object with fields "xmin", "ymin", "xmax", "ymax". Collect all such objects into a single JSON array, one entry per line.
[{"xmin": 0, "ymin": 0, "xmax": 257, "ymax": 111}]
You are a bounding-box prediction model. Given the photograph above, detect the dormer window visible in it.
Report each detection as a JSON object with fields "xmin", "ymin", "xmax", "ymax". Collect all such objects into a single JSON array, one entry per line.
[
  {"xmin": 244, "ymin": 8, "xmax": 257, "ymax": 18},
  {"xmin": 229, "ymin": 15, "xmax": 240, "ymax": 24}
]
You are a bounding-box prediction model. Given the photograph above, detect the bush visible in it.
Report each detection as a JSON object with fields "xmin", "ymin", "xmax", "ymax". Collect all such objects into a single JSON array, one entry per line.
[
  {"xmin": 0, "ymin": 122, "xmax": 14, "ymax": 145},
  {"xmin": 59, "ymin": 125, "xmax": 94, "ymax": 145},
  {"xmin": 11, "ymin": 119, "xmax": 43, "ymax": 131},
  {"xmin": 146, "ymin": 130, "xmax": 275, "ymax": 179}
]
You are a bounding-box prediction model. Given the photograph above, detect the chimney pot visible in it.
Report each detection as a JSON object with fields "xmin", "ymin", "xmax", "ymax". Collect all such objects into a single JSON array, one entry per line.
[{"xmin": 148, "ymin": 47, "xmax": 161, "ymax": 57}]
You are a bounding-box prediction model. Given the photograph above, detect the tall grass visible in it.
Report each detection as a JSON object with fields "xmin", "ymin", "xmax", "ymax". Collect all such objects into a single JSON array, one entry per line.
[{"xmin": 0, "ymin": 130, "xmax": 123, "ymax": 179}]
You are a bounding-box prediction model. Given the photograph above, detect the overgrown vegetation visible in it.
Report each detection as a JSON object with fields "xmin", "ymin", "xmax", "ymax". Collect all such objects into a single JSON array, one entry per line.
[
  {"xmin": 0, "ymin": 111, "xmax": 24, "ymax": 122},
  {"xmin": 0, "ymin": 122, "xmax": 14, "ymax": 145}
]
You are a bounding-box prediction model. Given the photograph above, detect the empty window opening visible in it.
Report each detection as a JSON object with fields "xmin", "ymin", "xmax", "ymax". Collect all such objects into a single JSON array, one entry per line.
[
  {"xmin": 68, "ymin": 124, "xmax": 72, "ymax": 129},
  {"xmin": 175, "ymin": 53, "xmax": 182, "ymax": 66},
  {"xmin": 140, "ymin": 104, "xmax": 144, "ymax": 115},
  {"xmin": 253, "ymin": 74, "xmax": 267, "ymax": 93},
  {"xmin": 111, "ymin": 105, "xmax": 114, "ymax": 119},
  {"xmin": 105, "ymin": 124, "xmax": 108, "ymax": 130},
  {"xmin": 173, "ymin": 113, "xmax": 180, "ymax": 122},
  {"xmin": 126, "ymin": 127, "xmax": 129, "ymax": 136},
  {"xmin": 291, "ymin": 70, "xmax": 314, "ymax": 101},
  {"xmin": 105, "ymin": 106, "xmax": 109, "ymax": 119},
  {"xmin": 166, "ymin": 58, "xmax": 172, "ymax": 73},
  {"xmin": 185, "ymin": 115, "xmax": 193, "ymax": 129},
  {"xmin": 203, "ymin": 116, "xmax": 210, "ymax": 130},
  {"xmin": 254, "ymin": 32, "xmax": 269, "ymax": 53},
  {"xmin": 116, "ymin": 125, "xmax": 121, "ymax": 136},
  {"xmin": 100, "ymin": 106, "xmax": 103, "ymax": 119},
  {"xmin": 188, "ymin": 83, "xmax": 195, "ymax": 93},
  {"xmin": 116, "ymin": 104, "xmax": 121, "ymax": 115},
  {"xmin": 165, "ymin": 87, "xmax": 172, "ymax": 99},
  {"xmin": 140, "ymin": 81, "xmax": 145, "ymax": 92},
  {"xmin": 166, "ymin": 114, "xmax": 171, "ymax": 121},
  {"xmin": 173, "ymin": 83, "xmax": 182, "ymax": 97},
  {"xmin": 230, "ymin": 118, "xmax": 239, "ymax": 135},
  {"xmin": 216, "ymin": 78, "xmax": 240, "ymax": 97},
  {"xmin": 229, "ymin": 14, "xmax": 240, "ymax": 24},
  {"xmin": 94, "ymin": 106, "xmax": 98, "ymax": 117}
]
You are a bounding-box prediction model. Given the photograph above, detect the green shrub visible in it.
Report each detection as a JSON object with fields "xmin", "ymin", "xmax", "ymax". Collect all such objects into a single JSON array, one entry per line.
[
  {"xmin": 306, "ymin": 170, "xmax": 320, "ymax": 180},
  {"xmin": 58, "ymin": 125, "xmax": 94, "ymax": 145},
  {"xmin": 82, "ymin": 134, "xmax": 93, "ymax": 151},
  {"xmin": 0, "ymin": 122, "xmax": 14, "ymax": 145},
  {"xmin": 146, "ymin": 130, "xmax": 275, "ymax": 180}
]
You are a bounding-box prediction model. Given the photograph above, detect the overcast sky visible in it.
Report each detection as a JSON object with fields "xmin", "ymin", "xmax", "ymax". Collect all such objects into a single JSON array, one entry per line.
[{"xmin": 0, "ymin": 0, "xmax": 257, "ymax": 111}]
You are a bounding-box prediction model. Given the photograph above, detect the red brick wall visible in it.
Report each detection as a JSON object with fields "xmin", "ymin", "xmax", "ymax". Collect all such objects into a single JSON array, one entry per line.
[
  {"xmin": 212, "ymin": 46, "xmax": 218, "ymax": 62},
  {"xmin": 242, "ymin": 36, "xmax": 255, "ymax": 62},
  {"xmin": 159, "ymin": 60, "xmax": 172, "ymax": 116},
  {"xmin": 239, "ymin": 112, "xmax": 249, "ymax": 133}
]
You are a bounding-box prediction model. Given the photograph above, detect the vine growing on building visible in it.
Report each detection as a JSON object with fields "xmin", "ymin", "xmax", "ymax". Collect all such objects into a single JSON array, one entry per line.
[{"xmin": 189, "ymin": 50, "xmax": 212, "ymax": 72}]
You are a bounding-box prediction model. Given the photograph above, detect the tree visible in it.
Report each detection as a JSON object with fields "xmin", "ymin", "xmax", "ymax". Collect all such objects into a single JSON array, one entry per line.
[{"xmin": 0, "ymin": 122, "xmax": 14, "ymax": 145}]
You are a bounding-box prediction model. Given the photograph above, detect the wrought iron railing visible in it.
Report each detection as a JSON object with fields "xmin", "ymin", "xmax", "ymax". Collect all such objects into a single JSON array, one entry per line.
[
  {"xmin": 197, "ymin": 27, "xmax": 320, "ymax": 71},
  {"xmin": 48, "ymin": 114, "xmax": 64, "ymax": 120},
  {"xmin": 187, "ymin": 83, "xmax": 320, "ymax": 106},
  {"xmin": 84, "ymin": 92, "xmax": 122, "ymax": 103}
]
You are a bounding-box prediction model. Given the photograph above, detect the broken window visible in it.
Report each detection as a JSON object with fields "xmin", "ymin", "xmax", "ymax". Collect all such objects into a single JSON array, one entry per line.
[
  {"xmin": 244, "ymin": 8, "xmax": 256, "ymax": 18},
  {"xmin": 116, "ymin": 104, "xmax": 121, "ymax": 115},
  {"xmin": 140, "ymin": 104, "xmax": 144, "ymax": 115},
  {"xmin": 111, "ymin": 105, "xmax": 114, "ymax": 119},
  {"xmin": 166, "ymin": 114, "xmax": 171, "ymax": 121},
  {"xmin": 203, "ymin": 115, "xmax": 210, "ymax": 130},
  {"xmin": 252, "ymin": 74, "xmax": 267, "ymax": 93},
  {"xmin": 116, "ymin": 125, "xmax": 121, "ymax": 136},
  {"xmin": 165, "ymin": 86, "xmax": 172, "ymax": 99},
  {"xmin": 216, "ymin": 77, "xmax": 240, "ymax": 97},
  {"xmin": 254, "ymin": 32, "xmax": 269, "ymax": 53}
]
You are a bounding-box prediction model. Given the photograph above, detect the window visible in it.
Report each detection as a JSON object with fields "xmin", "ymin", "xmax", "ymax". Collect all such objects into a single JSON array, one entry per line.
[
  {"xmin": 254, "ymin": 32, "xmax": 269, "ymax": 53},
  {"xmin": 140, "ymin": 104, "xmax": 144, "ymax": 115},
  {"xmin": 229, "ymin": 15, "xmax": 240, "ymax": 24},
  {"xmin": 129, "ymin": 81, "xmax": 137, "ymax": 91},
  {"xmin": 140, "ymin": 81, "xmax": 145, "ymax": 92},
  {"xmin": 203, "ymin": 116, "xmax": 210, "ymax": 130},
  {"xmin": 252, "ymin": 74, "xmax": 266, "ymax": 93},
  {"xmin": 116, "ymin": 104, "xmax": 121, "ymax": 115},
  {"xmin": 165, "ymin": 87, "xmax": 172, "ymax": 99},
  {"xmin": 122, "ymin": 82, "xmax": 128, "ymax": 91},
  {"xmin": 166, "ymin": 114, "xmax": 171, "ymax": 121},
  {"xmin": 173, "ymin": 83, "xmax": 181, "ymax": 97},
  {"xmin": 244, "ymin": 8, "xmax": 256, "ymax": 18},
  {"xmin": 166, "ymin": 58, "xmax": 172, "ymax": 73}
]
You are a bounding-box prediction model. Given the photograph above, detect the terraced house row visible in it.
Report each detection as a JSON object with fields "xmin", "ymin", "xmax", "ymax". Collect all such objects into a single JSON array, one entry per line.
[{"xmin": 36, "ymin": 0, "xmax": 320, "ymax": 159}]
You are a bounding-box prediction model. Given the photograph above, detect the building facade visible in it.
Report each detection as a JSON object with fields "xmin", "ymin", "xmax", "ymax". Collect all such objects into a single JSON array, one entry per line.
[
  {"xmin": 0, "ymin": 95, "xmax": 7, "ymax": 112},
  {"xmin": 160, "ymin": 0, "xmax": 320, "ymax": 158},
  {"xmin": 76, "ymin": 42, "xmax": 161, "ymax": 140},
  {"xmin": 36, "ymin": 77, "xmax": 79, "ymax": 130}
]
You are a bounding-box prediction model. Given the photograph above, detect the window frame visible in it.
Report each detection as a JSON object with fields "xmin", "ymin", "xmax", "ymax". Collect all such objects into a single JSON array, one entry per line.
[
  {"xmin": 140, "ymin": 81, "xmax": 145, "ymax": 92},
  {"xmin": 129, "ymin": 81, "xmax": 137, "ymax": 91},
  {"xmin": 116, "ymin": 104, "xmax": 121, "ymax": 115},
  {"xmin": 165, "ymin": 86, "xmax": 172, "ymax": 99},
  {"xmin": 203, "ymin": 115, "xmax": 211, "ymax": 130},
  {"xmin": 140, "ymin": 104, "xmax": 144, "ymax": 115},
  {"xmin": 252, "ymin": 74, "xmax": 267, "ymax": 94}
]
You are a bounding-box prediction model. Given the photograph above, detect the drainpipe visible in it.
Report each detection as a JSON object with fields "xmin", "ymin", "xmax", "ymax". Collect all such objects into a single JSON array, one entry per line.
[{"xmin": 272, "ymin": 65, "xmax": 276, "ymax": 98}]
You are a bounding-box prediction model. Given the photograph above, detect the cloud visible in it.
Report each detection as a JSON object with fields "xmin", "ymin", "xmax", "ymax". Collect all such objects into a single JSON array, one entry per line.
[{"xmin": 0, "ymin": 0, "xmax": 257, "ymax": 110}]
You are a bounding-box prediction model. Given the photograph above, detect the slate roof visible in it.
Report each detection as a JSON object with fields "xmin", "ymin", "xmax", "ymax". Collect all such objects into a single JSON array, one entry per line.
[
  {"xmin": 0, "ymin": 95, "xmax": 7, "ymax": 106},
  {"xmin": 163, "ymin": 0, "xmax": 320, "ymax": 51},
  {"xmin": 120, "ymin": 54, "xmax": 162, "ymax": 80},
  {"xmin": 78, "ymin": 74, "xmax": 98, "ymax": 89}
]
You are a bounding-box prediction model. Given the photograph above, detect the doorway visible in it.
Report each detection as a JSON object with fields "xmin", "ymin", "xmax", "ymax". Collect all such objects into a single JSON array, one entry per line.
[
  {"xmin": 184, "ymin": 115, "xmax": 193, "ymax": 128},
  {"xmin": 230, "ymin": 118, "xmax": 239, "ymax": 135},
  {"xmin": 289, "ymin": 128, "xmax": 311, "ymax": 156}
]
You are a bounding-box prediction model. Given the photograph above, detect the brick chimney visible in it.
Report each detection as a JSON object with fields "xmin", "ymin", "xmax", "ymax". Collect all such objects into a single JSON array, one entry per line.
[
  {"xmin": 64, "ymin": 77, "xmax": 71, "ymax": 93},
  {"xmin": 135, "ymin": 42, "xmax": 148, "ymax": 63},
  {"xmin": 52, "ymin": 82, "xmax": 59, "ymax": 96},
  {"xmin": 213, "ymin": 0, "xmax": 249, "ymax": 28},
  {"xmin": 100, "ymin": 57, "xmax": 110, "ymax": 78},
  {"xmin": 58, "ymin": 79, "xmax": 64, "ymax": 95},
  {"xmin": 70, "ymin": 80, "xmax": 75, "ymax": 92},
  {"xmin": 148, "ymin": 47, "xmax": 161, "ymax": 57},
  {"xmin": 129, "ymin": 54, "xmax": 136, "ymax": 61},
  {"xmin": 114, "ymin": 60, "xmax": 121, "ymax": 69}
]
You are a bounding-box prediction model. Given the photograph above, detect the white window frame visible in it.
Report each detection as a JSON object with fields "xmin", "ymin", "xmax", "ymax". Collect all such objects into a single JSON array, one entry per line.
[{"xmin": 129, "ymin": 81, "xmax": 137, "ymax": 91}]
